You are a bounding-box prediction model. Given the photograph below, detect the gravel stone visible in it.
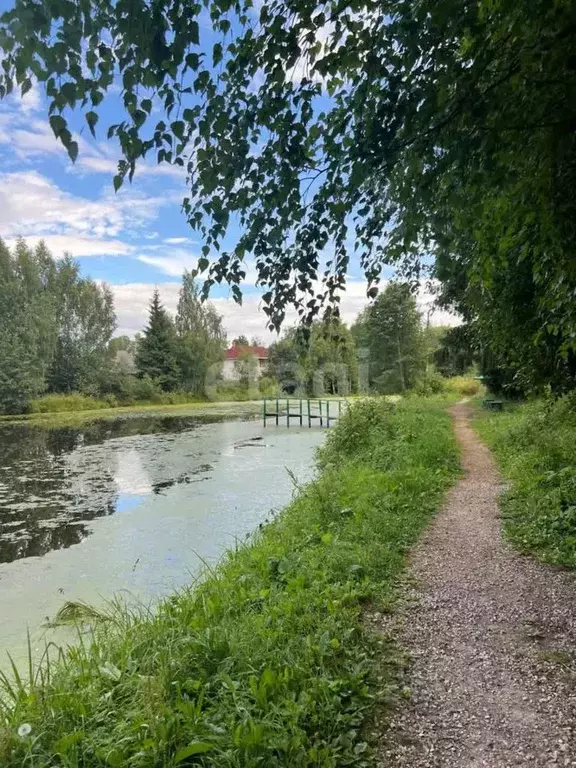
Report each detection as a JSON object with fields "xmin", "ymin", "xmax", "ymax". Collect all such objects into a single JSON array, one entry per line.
[{"xmin": 376, "ymin": 403, "xmax": 576, "ymax": 767}]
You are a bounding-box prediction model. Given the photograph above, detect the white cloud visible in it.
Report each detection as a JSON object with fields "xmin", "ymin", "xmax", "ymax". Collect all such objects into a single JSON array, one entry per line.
[
  {"xmin": 76, "ymin": 152, "xmax": 186, "ymax": 181},
  {"xmin": 113, "ymin": 281, "xmax": 181, "ymax": 336},
  {"xmin": 19, "ymin": 80, "xmax": 43, "ymax": 113},
  {"xmin": 164, "ymin": 237, "xmax": 192, "ymax": 245},
  {"xmin": 76, "ymin": 156, "xmax": 117, "ymax": 174},
  {"xmin": 138, "ymin": 251, "xmax": 199, "ymax": 277},
  {"xmin": 0, "ymin": 170, "xmax": 169, "ymax": 253},
  {"xmin": 111, "ymin": 279, "xmax": 459, "ymax": 343},
  {"xmin": 4, "ymin": 234, "xmax": 131, "ymax": 258},
  {"xmin": 112, "ymin": 281, "xmax": 284, "ymax": 341},
  {"xmin": 136, "ymin": 248, "xmax": 261, "ymax": 284},
  {"xmin": 0, "ymin": 87, "xmax": 186, "ymax": 183}
]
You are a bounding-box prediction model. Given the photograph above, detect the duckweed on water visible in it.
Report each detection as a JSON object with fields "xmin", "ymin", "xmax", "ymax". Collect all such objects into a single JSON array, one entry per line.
[{"xmin": 0, "ymin": 397, "xmax": 459, "ymax": 767}]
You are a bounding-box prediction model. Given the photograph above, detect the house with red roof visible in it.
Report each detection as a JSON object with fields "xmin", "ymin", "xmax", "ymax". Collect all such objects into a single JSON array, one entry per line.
[{"xmin": 222, "ymin": 344, "xmax": 269, "ymax": 381}]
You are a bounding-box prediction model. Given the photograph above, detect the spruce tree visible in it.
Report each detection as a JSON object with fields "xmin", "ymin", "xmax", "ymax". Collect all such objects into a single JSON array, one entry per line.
[{"xmin": 136, "ymin": 289, "xmax": 179, "ymax": 392}]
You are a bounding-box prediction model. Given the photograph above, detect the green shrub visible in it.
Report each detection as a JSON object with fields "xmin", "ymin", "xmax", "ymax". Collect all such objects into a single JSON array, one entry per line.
[
  {"xmin": 445, "ymin": 376, "xmax": 483, "ymax": 397},
  {"xmin": 258, "ymin": 375, "xmax": 279, "ymax": 397},
  {"xmin": 120, "ymin": 375, "xmax": 162, "ymax": 404},
  {"xmin": 214, "ymin": 380, "xmax": 255, "ymax": 401},
  {"xmin": 413, "ymin": 371, "xmax": 446, "ymax": 396},
  {"xmin": 475, "ymin": 396, "xmax": 576, "ymax": 567},
  {"xmin": 0, "ymin": 397, "xmax": 459, "ymax": 766},
  {"xmin": 29, "ymin": 393, "xmax": 111, "ymax": 413}
]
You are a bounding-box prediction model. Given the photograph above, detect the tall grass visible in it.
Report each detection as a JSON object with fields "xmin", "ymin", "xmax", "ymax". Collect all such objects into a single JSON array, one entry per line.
[
  {"xmin": 29, "ymin": 393, "xmax": 114, "ymax": 413},
  {"xmin": 475, "ymin": 395, "xmax": 576, "ymax": 567},
  {"xmin": 444, "ymin": 376, "xmax": 484, "ymax": 397},
  {"xmin": 29, "ymin": 391, "xmax": 203, "ymax": 414},
  {"xmin": 0, "ymin": 397, "xmax": 459, "ymax": 766}
]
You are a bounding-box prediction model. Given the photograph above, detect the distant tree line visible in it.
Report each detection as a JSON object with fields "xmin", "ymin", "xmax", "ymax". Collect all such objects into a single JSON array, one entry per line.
[
  {"xmin": 0, "ymin": 240, "xmax": 226, "ymax": 414},
  {"xmin": 267, "ymin": 283, "xmax": 467, "ymax": 397},
  {"xmin": 0, "ymin": 239, "xmax": 478, "ymax": 414}
]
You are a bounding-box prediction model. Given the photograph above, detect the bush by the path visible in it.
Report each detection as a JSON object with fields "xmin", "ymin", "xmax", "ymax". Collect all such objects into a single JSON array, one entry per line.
[
  {"xmin": 476, "ymin": 396, "xmax": 576, "ymax": 567},
  {"xmin": 0, "ymin": 398, "xmax": 459, "ymax": 767}
]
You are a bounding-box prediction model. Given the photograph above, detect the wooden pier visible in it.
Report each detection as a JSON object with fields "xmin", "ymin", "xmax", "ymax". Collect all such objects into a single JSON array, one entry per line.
[{"xmin": 263, "ymin": 398, "xmax": 346, "ymax": 428}]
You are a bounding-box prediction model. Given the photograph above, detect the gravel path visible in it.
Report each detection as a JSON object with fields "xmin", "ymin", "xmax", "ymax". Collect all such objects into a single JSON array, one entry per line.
[{"xmin": 376, "ymin": 402, "xmax": 576, "ymax": 767}]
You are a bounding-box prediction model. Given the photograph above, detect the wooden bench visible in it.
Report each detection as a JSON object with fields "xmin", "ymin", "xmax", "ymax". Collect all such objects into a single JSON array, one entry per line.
[{"xmin": 483, "ymin": 399, "xmax": 504, "ymax": 411}]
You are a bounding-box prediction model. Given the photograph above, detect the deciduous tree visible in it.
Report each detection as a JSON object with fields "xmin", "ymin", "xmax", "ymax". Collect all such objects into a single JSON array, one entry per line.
[
  {"xmin": 175, "ymin": 271, "xmax": 226, "ymax": 394},
  {"xmin": 352, "ymin": 284, "xmax": 425, "ymax": 394}
]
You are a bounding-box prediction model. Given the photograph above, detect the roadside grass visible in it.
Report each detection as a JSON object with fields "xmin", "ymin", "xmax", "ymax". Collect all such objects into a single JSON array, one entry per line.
[
  {"xmin": 0, "ymin": 397, "xmax": 459, "ymax": 767},
  {"xmin": 475, "ymin": 395, "xmax": 576, "ymax": 567}
]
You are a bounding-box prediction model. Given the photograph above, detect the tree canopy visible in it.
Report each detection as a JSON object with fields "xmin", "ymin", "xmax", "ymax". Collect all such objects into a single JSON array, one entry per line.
[
  {"xmin": 268, "ymin": 319, "xmax": 358, "ymax": 395},
  {"xmin": 352, "ymin": 283, "xmax": 425, "ymax": 394},
  {"xmin": 2, "ymin": 0, "xmax": 575, "ymax": 390},
  {"xmin": 175, "ymin": 271, "xmax": 226, "ymax": 393},
  {"xmin": 0, "ymin": 238, "xmax": 115, "ymax": 412}
]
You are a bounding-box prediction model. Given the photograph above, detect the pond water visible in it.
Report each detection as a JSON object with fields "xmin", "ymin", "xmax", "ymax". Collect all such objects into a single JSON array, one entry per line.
[{"xmin": 0, "ymin": 414, "xmax": 326, "ymax": 661}]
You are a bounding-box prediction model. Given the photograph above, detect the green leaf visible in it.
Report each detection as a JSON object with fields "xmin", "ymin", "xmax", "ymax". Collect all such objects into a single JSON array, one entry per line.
[
  {"xmin": 67, "ymin": 140, "xmax": 79, "ymax": 163},
  {"xmin": 61, "ymin": 81, "xmax": 77, "ymax": 105},
  {"xmin": 54, "ymin": 730, "xmax": 85, "ymax": 754},
  {"xmin": 21, "ymin": 78, "xmax": 32, "ymax": 97},
  {"xmin": 113, "ymin": 174, "xmax": 123, "ymax": 192},
  {"xmin": 171, "ymin": 120, "xmax": 185, "ymax": 140},
  {"xmin": 173, "ymin": 742, "xmax": 214, "ymax": 763},
  {"xmin": 213, "ymin": 43, "xmax": 223, "ymax": 67},
  {"xmin": 85, "ymin": 110, "xmax": 98, "ymax": 137},
  {"xmin": 190, "ymin": 21, "xmax": 199, "ymax": 45},
  {"xmin": 185, "ymin": 53, "xmax": 200, "ymax": 70},
  {"xmin": 48, "ymin": 114, "xmax": 67, "ymax": 138}
]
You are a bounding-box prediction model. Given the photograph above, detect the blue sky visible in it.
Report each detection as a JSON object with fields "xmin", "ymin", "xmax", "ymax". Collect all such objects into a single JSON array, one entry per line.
[{"xmin": 0, "ymin": 2, "xmax": 453, "ymax": 341}]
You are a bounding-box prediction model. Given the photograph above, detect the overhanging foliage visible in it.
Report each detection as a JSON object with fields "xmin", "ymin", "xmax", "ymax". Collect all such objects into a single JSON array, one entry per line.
[{"xmin": 2, "ymin": 0, "xmax": 575, "ymax": 387}]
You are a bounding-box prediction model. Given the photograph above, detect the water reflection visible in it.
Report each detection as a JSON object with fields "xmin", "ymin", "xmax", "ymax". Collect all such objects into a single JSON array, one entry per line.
[{"xmin": 0, "ymin": 415, "xmax": 228, "ymax": 563}]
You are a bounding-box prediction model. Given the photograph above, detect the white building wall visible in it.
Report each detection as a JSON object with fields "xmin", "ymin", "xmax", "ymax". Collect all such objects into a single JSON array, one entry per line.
[
  {"xmin": 222, "ymin": 359, "xmax": 237, "ymax": 381},
  {"xmin": 221, "ymin": 356, "xmax": 267, "ymax": 381}
]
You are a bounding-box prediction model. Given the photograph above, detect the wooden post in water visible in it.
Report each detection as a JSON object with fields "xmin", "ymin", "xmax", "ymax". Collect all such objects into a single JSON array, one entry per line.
[
  {"xmin": 326, "ymin": 399, "xmax": 330, "ymax": 428},
  {"xmin": 338, "ymin": 399, "xmax": 342, "ymax": 419},
  {"xmin": 307, "ymin": 398, "xmax": 311, "ymax": 427},
  {"xmin": 286, "ymin": 397, "xmax": 290, "ymax": 427},
  {"xmin": 263, "ymin": 398, "xmax": 266, "ymax": 427},
  {"xmin": 275, "ymin": 397, "xmax": 279, "ymax": 426},
  {"xmin": 299, "ymin": 398, "xmax": 303, "ymax": 426},
  {"xmin": 319, "ymin": 399, "xmax": 323, "ymax": 427}
]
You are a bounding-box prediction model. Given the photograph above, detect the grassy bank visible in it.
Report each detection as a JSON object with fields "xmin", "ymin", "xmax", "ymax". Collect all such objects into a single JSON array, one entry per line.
[
  {"xmin": 0, "ymin": 396, "xmax": 359, "ymax": 430},
  {"xmin": 475, "ymin": 395, "xmax": 576, "ymax": 567},
  {"xmin": 0, "ymin": 397, "xmax": 459, "ymax": 766},
  {"xmin": 0, "ymin": 399, "xmax": 264, "ymax": 430}
]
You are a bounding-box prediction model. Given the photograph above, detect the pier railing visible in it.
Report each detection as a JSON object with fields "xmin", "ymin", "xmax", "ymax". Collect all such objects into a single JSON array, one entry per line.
[{"xmin": 263, "ymin": 398, "xmax": 346, "ymax": 428}]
